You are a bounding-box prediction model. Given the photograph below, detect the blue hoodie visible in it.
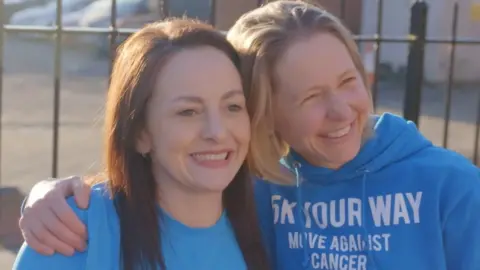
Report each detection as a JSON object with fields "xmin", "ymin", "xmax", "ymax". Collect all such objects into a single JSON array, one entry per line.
[
  {"xmin": 255, "ymin": 113, "xmax": 480, "ymax": 270},
  {"xmin": 13, "ymin": 183, "xmax": 247, "ymax": 270}
]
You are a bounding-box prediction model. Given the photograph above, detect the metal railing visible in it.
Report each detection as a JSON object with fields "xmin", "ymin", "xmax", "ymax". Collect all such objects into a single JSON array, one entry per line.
[
  {"xmin": 0, "ymin": 0, "xmax": 479, "ymax": 186},
  {"xmin": 351, "ymin": 1, "xmax": 480, "ymax": 163}
]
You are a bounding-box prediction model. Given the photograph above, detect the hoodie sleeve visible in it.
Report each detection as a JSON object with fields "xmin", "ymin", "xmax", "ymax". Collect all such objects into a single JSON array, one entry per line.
[
  {"xmin": 12, "ymin": 197, "xmax": 88, "ymax": 270},
  {"xmin": 253, "ymin": 178, "xmax": 277, "ymax": 269},
  {"xmin": 442, "ymin": 165, "xmax": 480, "ymax": 270}
]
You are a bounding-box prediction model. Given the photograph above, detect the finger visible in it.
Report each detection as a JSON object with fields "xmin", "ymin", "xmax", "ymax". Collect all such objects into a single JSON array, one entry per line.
[
  {"xmin": 58, "ymin": 176, "xmax": 81, "ymax": 197},
  {"xmin": 33, "ymin": 218, "xmax": 76, "ymax": 256},
  {"xmin": 22, "ymin": 228, "xmax": 55, "ymax": 256},
  {"xmin": 72, "ymin": 178, "xmax": 91, "ymax": 209},
  {"xmin": 50, "ymin": 196, "xmax": 87, "ymax": 240},
  {"xmin": 43, "ymin": 209, "xmax": 87, "ymax": 251}
]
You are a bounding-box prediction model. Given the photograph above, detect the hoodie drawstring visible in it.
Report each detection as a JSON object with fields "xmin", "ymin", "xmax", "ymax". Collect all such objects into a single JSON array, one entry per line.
[
  {"xmin": 360, "ymin": 168, "xmax": 379, "ymax": 270},
  {"xmin": 292, "ymin": 161, "xmax": 311, "ymax": 269}
]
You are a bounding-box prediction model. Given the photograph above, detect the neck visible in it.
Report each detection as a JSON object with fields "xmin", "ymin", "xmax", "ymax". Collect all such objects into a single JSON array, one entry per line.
[
  {"xmin": 156, "ymin": 178, "xmax": 223, "ymax": 228},
  {"xmin": 312, "ymin": 158, "xmax": 346, "ymax": 170},
  {"xmin": 321, "ymin": 162, "xmax": 344, "ymax": 170},
  {"xmin": 295, "ymin": 151, "xmax": 347, "ymax": 170}
]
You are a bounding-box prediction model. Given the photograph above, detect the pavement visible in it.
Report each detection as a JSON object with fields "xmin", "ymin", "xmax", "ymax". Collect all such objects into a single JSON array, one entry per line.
[{"xmin": 0, "ymin": 35, "xmax": 479, "ymax": 269}]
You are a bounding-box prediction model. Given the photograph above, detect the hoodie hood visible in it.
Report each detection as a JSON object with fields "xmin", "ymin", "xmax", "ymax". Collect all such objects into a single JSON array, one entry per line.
[{"xmin": 282, "ymin": 113, "xmax": 432, "ymax": 185}]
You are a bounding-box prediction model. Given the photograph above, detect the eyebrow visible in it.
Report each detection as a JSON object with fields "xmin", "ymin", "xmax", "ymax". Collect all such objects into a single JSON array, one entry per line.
[
  {"xmin": 305, "ymin": 68, "xmax": 358, "ymax": 91},
  {"xmin": 338, "ymin": 68, "xmax": 357, "ymax": 80},
  {"xmin": 222, "ymin": 89, "xmax": 244, "ymax": 100},
  {"xmin": 172, "ymin": 89, "xmax": 244, "ymax": 103}
]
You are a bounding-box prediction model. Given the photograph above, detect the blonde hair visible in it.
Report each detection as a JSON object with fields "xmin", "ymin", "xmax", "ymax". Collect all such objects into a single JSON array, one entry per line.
[{"xmin": 227, "ymin": 0, "xmax": 372, "ymax": 184}]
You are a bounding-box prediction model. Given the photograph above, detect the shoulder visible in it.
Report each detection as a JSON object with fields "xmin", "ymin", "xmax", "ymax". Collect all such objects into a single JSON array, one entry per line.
[
  {"xmin": 411, "ymin": 146, "xmax": 480, "ymax": 212},
  {"xmin": 12, "ymin": 191, "xmax": 94, "ymax": 270},
  {"xmin": 412, "ymin": 146, "xmax": 479, "ymax": 183},
  {"xmin": 58, "ymin": 182, "xmax": 117, "ymax": 256},
  {"xmin": 14, "ymin": 182, "xmax": 119, "ymax": 270},
  {"xmin": 67, "ymin": 182, "xmax": 115, "ymax": 224},
  {"xmin": 84, "ymin": 182, "xmax": 115, "ymax": 210},
  {"xmin": 13, "ymin": 243, "xmax": 87, "ymax": 270}
]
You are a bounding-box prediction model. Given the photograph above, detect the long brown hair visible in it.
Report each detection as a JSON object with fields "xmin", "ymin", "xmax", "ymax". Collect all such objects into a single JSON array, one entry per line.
[{"xmin": 104, "ymin": 18, "xmax": 270, "ymax": 270}]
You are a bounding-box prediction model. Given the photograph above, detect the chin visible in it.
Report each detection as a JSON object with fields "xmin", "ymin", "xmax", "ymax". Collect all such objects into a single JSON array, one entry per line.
[
  {"xmin": 191, "ymin": 170, "xmax": 239, "ymax": 192},
  {"xmin": 324, "ymin": 141, "xmax": 360, "ymax": 167},
  {"xmin": 339, "ymin": 145, "xmax": 361, "ymax": 164},
  {"xmin": 203, "ymin": 182, "xmax": 233, "ymax": 193}
]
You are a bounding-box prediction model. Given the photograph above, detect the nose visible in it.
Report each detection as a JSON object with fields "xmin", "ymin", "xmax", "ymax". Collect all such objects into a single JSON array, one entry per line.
[
  {"xmin": 325, "ymin": 93, "xmax": 352, "ymax": 121},
  {"xmin": 202, "ymin": 111, "xmax": 228, "ymax": 142}
]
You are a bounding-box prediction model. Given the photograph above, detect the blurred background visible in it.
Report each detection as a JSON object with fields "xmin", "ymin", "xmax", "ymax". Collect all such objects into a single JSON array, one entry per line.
[{"xmin": 0, "ymin": 0, "xmax": 479, "ymax": 267}]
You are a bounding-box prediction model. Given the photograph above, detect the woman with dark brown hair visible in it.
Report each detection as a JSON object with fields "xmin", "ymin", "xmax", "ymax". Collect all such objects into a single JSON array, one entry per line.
[{"xmin": 13, "ymin": 18, "xmax": 269, "ymax": 270}]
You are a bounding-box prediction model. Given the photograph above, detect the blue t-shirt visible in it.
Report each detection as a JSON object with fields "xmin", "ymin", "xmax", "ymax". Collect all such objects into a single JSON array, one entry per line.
[
  {"xmin": 13, "ymin": 183, "xmax": 247, "ymax": 270},
  {"xmin": 255, "ymin": 113, "xmax": 480, "ymax": 270}
]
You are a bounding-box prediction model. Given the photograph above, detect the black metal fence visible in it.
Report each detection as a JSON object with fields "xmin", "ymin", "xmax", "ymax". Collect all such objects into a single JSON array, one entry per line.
[
  {"xmin": 355, "ymin": 1, "xmax": 480, "ymax": 163},
  {"xmin": 0, "ymin": 0, "xmax": 479, "ymax": 185}
]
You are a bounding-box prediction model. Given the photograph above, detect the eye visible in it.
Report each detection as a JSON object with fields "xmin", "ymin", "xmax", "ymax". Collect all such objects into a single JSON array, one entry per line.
[
  {"xmin": 228, "ymin": 104, "xmax": 243, "ymax": 112},
  {"xmin": 302, "ymin": 93, "xmax": 319, "ymax": 104},
  {"xmin": 342, "ymin": 77, "xmax": 356, "ymax": 85},
  {"xmin": 177, "ymin": 109, "xmax": 198, "ymax": 116}
]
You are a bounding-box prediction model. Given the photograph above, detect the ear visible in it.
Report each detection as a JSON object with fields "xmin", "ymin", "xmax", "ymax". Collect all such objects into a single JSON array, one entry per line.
[{"xmin": 135, "ymin": 129, "xmax": 152, "ymax": 155}]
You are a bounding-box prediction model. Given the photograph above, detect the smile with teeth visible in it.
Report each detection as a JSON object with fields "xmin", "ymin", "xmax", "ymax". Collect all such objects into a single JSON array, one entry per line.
[
  {"xmin": 191, "ymin": 152, "xmax": 229, "ymax": 161},
  {"xmin": 326, "ymin": 124, "xmax": 352, "ymax": 138}
]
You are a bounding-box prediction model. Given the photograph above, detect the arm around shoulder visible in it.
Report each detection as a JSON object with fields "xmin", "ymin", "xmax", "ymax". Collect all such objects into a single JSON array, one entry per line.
[{"xmin": 13, "ymin": 197, "xmax": 88, "ymax": 270}]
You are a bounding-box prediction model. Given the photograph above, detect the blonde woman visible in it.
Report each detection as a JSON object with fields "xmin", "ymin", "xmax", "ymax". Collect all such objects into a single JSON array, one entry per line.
[{"xmin": 17, "ymin": 1, "xmax": 480, "ymax": 270}]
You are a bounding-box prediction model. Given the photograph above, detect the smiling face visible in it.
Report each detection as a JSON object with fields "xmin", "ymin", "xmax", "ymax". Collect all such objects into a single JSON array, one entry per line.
[
  {"xmin": 136, "ymin": 46, "xmax": 250, "ymax": 193},
  {"xmin": 273, "ymin": 33, "xmax": 371, "ymax": 169}
]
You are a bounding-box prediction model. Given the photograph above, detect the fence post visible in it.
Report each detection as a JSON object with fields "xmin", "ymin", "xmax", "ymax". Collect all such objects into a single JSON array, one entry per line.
[
  {"xmin": 403, "ymin": 1, "xmax": 428, "ymax": 125},
  {"xmin": 210, "ymin": 0, "xmax": 216, "ymax": 26},
  {"xmin": 162, "ymin": 0, "xmax": 170, "ymax": 17}
]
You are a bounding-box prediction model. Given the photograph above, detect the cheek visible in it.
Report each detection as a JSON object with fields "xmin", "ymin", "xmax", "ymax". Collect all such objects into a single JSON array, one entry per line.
[
  {"xmin": 149, "ymin": 119, "xmax": 194, "ymax": 158},
  {"xmin": 148, "ymin": 125, "xmax": 197, "ymax": 179},
  {"xmin": 350, "ymin": 83, "xmax": 372, "ymax": 111},
  {"xmin": 337, "ymin": 85, "xmax": 371, "ymax": 116},
  {"xmin": 335, "ymin": 86, "xmax": 371, "ymax": 135},
  {"xmin": 230, "ymin": 113, "xmax": 251, "ymax": 147},
  {"xmin": 349, "ymin": 86, "xmax": 372, "ymax": 125}
]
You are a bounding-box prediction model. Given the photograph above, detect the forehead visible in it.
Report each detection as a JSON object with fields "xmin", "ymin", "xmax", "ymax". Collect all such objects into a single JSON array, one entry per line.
[
  {"xmin": 275, "ymin": 33, "xmax": 356, "ymax": 92},
  {"xmin": 153, "ymin": 46, "xmax": 242, "ymax": 102}
]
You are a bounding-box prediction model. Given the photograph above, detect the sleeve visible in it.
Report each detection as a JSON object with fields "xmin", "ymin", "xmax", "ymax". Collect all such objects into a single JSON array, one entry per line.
[
  {"xmin": 442, "ymin": 166, "xmax": 480, "ymax": 270},
  {"xmin": 12, "ymin": 197, "xmax": 88, "ymax": 270},
  {"xmin": 253, "ymin": 178, "xmax": 277, "ymax": 269}
]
